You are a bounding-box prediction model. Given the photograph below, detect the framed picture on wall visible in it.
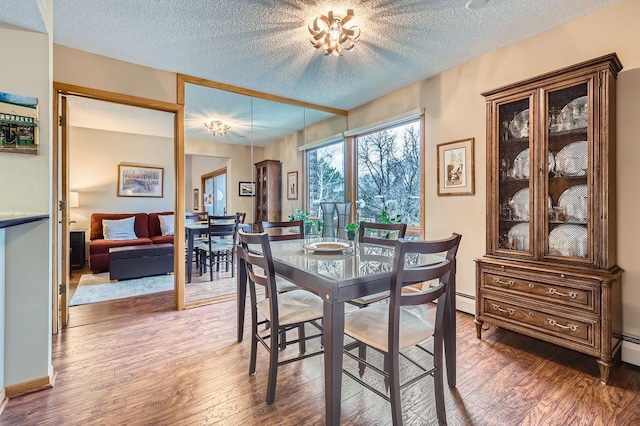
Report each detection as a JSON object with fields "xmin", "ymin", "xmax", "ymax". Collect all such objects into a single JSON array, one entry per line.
[
  {"xmin": 117, "ymin": 164, "xmax": 164, "ymax": 198},
  {"xmin": 193, "ymin": 188, "xmax": 199, "ymax": 210},
  {"xmin": 437, "ymin": 138, "xmax": 475, "ymax": 196},
  {"xmin": 0, "ymin": 91, "xmax": 39, "ymax": 155},
  {"xmin": 239, "ymin": 181, "xmax": 255, "ymax": 197},
  {"xmin": 287, "ymin": 171, "xmax": 298, "ymax": 200}
]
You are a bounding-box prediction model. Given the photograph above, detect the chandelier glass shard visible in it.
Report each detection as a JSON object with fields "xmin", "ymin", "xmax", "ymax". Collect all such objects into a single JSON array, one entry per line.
[
  {"xmin": 309, "ymin": 9, "xmax": 360, "ymax": 56},
  {"xmin": 204, "ymin": 120, "xmax": 231, "ymax": 136}
]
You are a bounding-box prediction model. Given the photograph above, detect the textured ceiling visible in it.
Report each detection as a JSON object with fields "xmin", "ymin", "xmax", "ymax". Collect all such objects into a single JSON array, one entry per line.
[
  {"xmin": 48, "ymin": 0, "xmax": 620, "ymax": 111},
  {"xmin": 0, "ymin": 0, "xmax": 621, "ymax": 142}
]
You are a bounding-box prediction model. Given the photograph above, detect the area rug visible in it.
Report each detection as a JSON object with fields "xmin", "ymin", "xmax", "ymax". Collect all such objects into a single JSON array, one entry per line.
[{"xmin": 70, "ymin": 273, "xmax": 174, "ymax": 306}]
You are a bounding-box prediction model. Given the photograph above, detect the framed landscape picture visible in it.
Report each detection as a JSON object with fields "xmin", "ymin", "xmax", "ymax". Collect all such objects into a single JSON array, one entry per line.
[
  {"xmin": 437, "ymin": 138, "xmax": 475, "ymax": 196},
  {"xmin": 117, "ymin": 164, "xmax": 164, "ymax": 198},
  {"xmin": 239, "ymin": 181, "xmax": 255, "ymax": 197}
]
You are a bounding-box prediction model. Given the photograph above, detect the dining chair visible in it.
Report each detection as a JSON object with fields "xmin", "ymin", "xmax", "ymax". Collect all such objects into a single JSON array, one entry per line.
[
  {"xmin": 348, "ymin": 221, "xmax": 408, "ymax": 308},
  {"xmin": 235, "ymin": 211, "xmax": 246, "ymax": 224},
  {"xmin": 260, "ymin": 219, "xmax": 304, "ymax": 241},
  {"xmin": 342, "ymin": 234, "xmax": 462, "ymax": 425},
  {"xmin": 260, "ymin": 220, "xmax": 305, "ymax": 292},
  {"xmin": 196, "ymin": 214, "xmax": 240, "ymax": 279},
  {"xmin": 236, "ymin": 230, "xmax": 324, "ymax": 404}
]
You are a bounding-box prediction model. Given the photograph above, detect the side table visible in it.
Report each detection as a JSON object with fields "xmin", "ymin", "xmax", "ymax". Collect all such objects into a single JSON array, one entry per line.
[{"xmin": 70, "ymin": 229, "xmax": 86, "ymax": 269}]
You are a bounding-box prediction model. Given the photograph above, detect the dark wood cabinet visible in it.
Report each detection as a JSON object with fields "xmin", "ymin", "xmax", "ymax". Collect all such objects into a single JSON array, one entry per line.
[
  {"xmin": 254, "ymin": 160, "xmax": 282, "ymax": 224},
  {"xmin": 70, "ymin": 229, "xmax": 86, "ymax": 269},
  {"xmin": 475, "ymin": 54, "xmax": 623, "ymax": 384}
]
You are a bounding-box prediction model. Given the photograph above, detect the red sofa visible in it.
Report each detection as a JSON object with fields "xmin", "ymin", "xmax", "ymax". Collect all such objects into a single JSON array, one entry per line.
[{"xmin": 89, "ymin": 212, "xmax": 174, "ymax": 273}]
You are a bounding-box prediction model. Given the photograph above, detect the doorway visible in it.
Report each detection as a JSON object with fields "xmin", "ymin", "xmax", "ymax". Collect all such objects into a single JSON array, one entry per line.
[
  {"xmin": 52, "ymin": 82, "xmax": 183, "ymax": 331},
  {"xmin": 202, "ymin": 167, "xmax": 227, "ymax": 216}
]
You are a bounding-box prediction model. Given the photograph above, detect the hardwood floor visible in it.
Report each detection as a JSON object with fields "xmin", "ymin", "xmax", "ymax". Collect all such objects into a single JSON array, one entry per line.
[{"xmin": 2, "ymin": 287, "xmax": 640, "ymax": 424}]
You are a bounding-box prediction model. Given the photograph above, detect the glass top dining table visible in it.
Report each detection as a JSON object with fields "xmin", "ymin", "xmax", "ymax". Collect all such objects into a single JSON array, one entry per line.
[{"xmin": 236, "ymin": 237, "xmax": 458, "ymax": 426}]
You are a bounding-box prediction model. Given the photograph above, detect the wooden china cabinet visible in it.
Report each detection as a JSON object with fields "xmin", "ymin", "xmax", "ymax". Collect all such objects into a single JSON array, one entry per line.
[
  {"xmin": 474, "ymin": 53, "xmax": 623, "ymax": 384},
  {"xmin": 254, "ymin": 160, "xmax": 282, "ymax": 224}
]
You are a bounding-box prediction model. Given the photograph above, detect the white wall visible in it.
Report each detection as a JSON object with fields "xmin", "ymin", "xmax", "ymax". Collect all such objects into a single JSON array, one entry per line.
[
  {"xmin": 69, "ymin": 126, "xmax": 175, "ymax": 233},
  {"xmin": 186, "ymin": 139, "xmax": 256, "ymax": 223},
  {"xmin": 0, "ymin": 7, "xmax": 53, "ymax": 390},
  {"xmin": 187, "ymin": 154, "xmax": 228, "ymax": 211},
  {"xmin": 262, "ymin": 131, "xmax": 304, "ymax": 219}
]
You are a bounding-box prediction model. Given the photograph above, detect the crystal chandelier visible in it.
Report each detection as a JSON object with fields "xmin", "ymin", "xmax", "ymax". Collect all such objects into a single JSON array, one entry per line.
[
  {"xmin": 204, "ymin": 120, "xmax": 231, "ymax": 136},
  {"xmin": 308, "ymin": 9, "xmax": 360, "ymax": 56}
]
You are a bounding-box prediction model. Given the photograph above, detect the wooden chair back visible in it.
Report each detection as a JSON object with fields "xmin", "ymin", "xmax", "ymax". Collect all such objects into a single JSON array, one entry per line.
[
  {"xmin": 358, "ymin": 221, "xmax": 408, "ymax": 247},
  {"xmin": 260, "ymin": 220, "xmax": 305, "ymax": 241},
  {"xmin": 237, "ymin": 230, "xmax": 279, "ymax": 312}
]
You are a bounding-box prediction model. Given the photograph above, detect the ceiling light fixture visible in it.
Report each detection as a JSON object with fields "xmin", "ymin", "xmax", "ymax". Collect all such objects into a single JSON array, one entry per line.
[
  {"xmin": 308, "ymin": 9, "xmax": 360, "ymax": 56},
  {"xmin": 204, "ymin": 120, "xmax": 231, "ymax": 136}
]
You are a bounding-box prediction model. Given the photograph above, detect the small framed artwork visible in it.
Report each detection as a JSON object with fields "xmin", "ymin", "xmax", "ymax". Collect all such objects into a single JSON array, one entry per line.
[
  {"xmin": 437, "ymin": 138, "xmax": 475, "ymax": 196},
  {"xmin": 0, "ymin": 91, "xmax": 39, "ymax": 155},
  {"xmin": 239, "ymin": 181, "xmax": 255, "ymax": 197},
  {"xmin": 117, "ymin": 164, "xmax": 164, "ymax": 198},
  {"xmin": 193, "ymin": 188, "xmax": 199, "ymax": 210},
  {"xmin": 287, "ymin": 171, "xmax": 298, "ymax": 200}
]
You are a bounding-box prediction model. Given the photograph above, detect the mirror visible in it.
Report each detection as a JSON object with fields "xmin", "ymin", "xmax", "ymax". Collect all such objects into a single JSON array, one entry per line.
[{"xmin": 182, "ymin": 80, "xmax": 346, "ymax": 306}]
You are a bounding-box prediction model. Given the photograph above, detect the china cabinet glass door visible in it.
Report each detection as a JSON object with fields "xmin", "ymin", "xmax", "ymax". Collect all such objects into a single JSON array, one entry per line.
[
  {"xmin": 543, "ymin": 81, "xmax": 590, "ymax": 261},
  {"xmin": 497, "ymin": 95, "xmax": 534, "ymax": 255}
]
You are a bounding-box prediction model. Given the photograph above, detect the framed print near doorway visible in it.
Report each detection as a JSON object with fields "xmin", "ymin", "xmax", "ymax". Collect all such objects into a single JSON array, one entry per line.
[
  {"xmin": 437, "ymin": 138, "xmax": 475, "ymax": 196},
  {"xmin": 117, "ymin": 164, "xmax": 164, "ymax": 198},
  {"xmin": 287, "ymin": 171, "xmax": 298, "ymax": 200}
]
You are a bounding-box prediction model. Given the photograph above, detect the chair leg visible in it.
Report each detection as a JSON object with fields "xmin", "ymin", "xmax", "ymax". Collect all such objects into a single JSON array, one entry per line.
[
  {"xmin": 358, "ymin": 343, "xmax": 367, "ymax": 377},
  {"xmin": 279, "ymin": 329, "xmax": 287, "ymax": 351},
  {"xmin": 266, "ymin": 324, "xmax": 279, "ymax": 404},
  {"xmin": 249, "ymin": 312, "xmax": 258, "ymax": 376},
  {"xmin": 298, "ymin": 324, "xmax": 306, "ymax": 355},
  {"xmin": 209, "ymin": 252, "xmax": 214, "ymax": 281},
  {"xmin": 388, "ymin": 350, "xmax": 403, "ymax": 426},
  {"xmin": 384, "ymin": 354, "xmax": 390, "ymax": 391},
  {"xmin": 433, "ymin": 335, "xmax": 446, "ymax": 424}
]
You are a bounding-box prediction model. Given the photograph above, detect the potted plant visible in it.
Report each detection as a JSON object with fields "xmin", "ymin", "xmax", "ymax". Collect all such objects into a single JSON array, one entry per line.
[
  {"xmin": 288, "ymin": 209, "xmax": 314, "ymax": 234},
  {"xmin": 345, "ymin": 223, "xmax": 359, "ymax": 240},
  {"xmin": 377, "ymin": 210, "xmax": 403, "ymax": 239}
]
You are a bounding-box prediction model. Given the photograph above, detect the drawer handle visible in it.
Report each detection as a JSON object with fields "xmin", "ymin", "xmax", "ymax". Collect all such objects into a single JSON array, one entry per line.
[
  {"xmin": 528, "ymin": 283, "xmax": 535, "ymax": 289},
  {"xmin": 547, "ymin": 319, "xmax": 579, "ymax": 332},
  {"xmin": 493, "ymin": 278, "xmax": 515, "ymax": 287},
  {"xmin": 492, "ymin": 304, "xmax": 515, "ymax": 315},
  {"xmin": 548, "ymin": 288, "xmax": 577, "ymax": 299}
]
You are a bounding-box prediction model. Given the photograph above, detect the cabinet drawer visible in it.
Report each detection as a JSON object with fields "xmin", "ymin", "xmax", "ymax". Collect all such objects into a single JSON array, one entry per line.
[
  {"xmin": 481, "ymin": 270, "xmax": 597, "ymax": 313},
  {"xmin": 481, "ymin": 296, "xmax": 598, "ymax": 348}
]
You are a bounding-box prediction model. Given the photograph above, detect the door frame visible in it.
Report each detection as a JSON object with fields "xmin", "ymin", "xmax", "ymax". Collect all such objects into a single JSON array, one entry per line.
[
  {"xmin": 52, "ymin": 82, "xmax": 183, "ymax": 331},
  {"xmin": 201, "ymin": 167, "xmax": 228, "ymax": 216}
]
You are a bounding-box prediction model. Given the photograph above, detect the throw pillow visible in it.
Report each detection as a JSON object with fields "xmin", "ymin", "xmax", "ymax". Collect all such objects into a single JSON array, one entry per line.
[
  {"xmin": 159, "ymin": 214, "xmax": 175, "ymax": 236},
  {"xmin": 102, "ymin": 216, "xmax": 137, "ymax": 240}
]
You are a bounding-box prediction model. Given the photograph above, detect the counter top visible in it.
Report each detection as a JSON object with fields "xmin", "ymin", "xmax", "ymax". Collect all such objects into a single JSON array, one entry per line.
[{"xmin": 0, "ymin": 213, "xmax": 49, "ymax": 229}]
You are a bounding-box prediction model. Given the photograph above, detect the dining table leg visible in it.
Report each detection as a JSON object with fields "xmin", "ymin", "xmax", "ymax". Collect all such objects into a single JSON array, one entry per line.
[
  {"xmin": 237, "ymin": 254, "xmax": 247, "ymax": 343},
  {"xmin": 323, "ymin": 299, "xmax": 345, "ymax": 426},
  {"xmin": 186, "ymin": 228, "xmax": 194, "ymax": 284}
]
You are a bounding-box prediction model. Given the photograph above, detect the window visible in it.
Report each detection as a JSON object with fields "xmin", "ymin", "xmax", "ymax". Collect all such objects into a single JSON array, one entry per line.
[
  {"xmin": 355, "ymin": 120, "xmax": 422, "ymax": 228},
  {"xmin": 306, "ymin": 140, "xmax": 345, "ymax": 218}
]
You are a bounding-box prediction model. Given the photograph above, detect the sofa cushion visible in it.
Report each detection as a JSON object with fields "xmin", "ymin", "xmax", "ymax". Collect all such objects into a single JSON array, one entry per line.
[
  {"xmin": 91, "ymin": 213, "xmax": 149, "ymax": 240},
  {"xmin": 103, "ymin": 216, "xmax": 137, "ymax": 240},
  {"xmin": 89, "ymin": 238, "xmax": 153, "ymax": 256},
  {"xmin": 158, "ymin": 214, "xmax": 174, "ymax": 236},
  {"xmin": 148, "ymin": 212, "xmax": 173, "ymax": 238}
]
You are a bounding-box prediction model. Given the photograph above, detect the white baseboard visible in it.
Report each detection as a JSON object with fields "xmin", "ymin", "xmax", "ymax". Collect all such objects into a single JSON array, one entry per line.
[
  {"xmin": 456, "ymin": 294, "xmax": 475, "ymax": 315},
  {"xmin": 622, "ymin": 339, "xmax": 640, "ymax": 367}
]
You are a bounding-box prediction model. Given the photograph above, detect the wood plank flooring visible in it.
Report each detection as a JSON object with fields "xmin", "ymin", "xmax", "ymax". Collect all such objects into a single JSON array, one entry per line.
[{"xmin": 2, "ymin": 282, "xmax": 640, "ymax": 424}]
